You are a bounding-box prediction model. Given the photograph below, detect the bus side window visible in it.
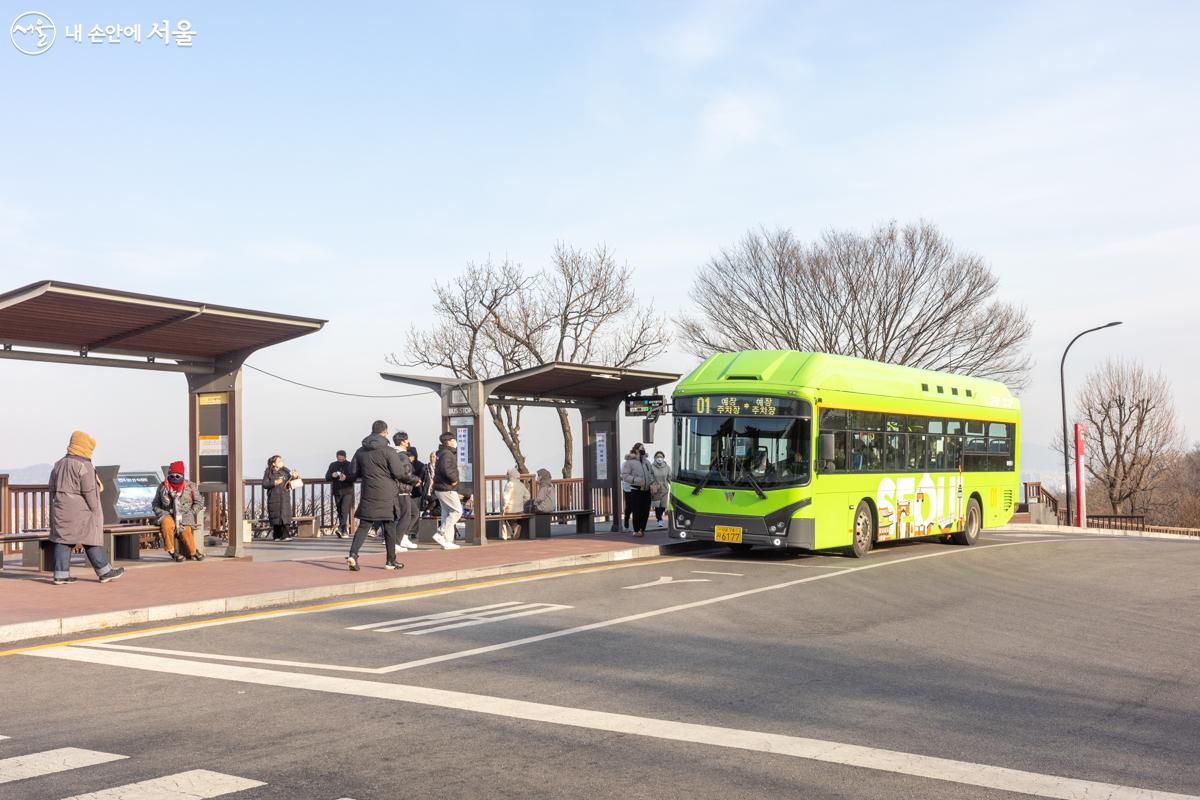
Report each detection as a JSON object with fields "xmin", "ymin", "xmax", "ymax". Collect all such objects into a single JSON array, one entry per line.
[
  {"xmin": 945, "ymin": 435, "xmax": 963, "ymax": 470},
  {"xmin": 928, "ymin": 435, "xmax": 945, "ymax": 470},
  {"xmin": 907, "ymin": 434, "xmax": 927, "ymax": 471},
  {"xmin": 833, "ymin": 432, "xmax": 848, "ymax": 471}
]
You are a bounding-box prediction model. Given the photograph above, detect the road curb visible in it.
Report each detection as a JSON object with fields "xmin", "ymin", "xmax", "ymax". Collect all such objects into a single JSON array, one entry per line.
[
  {"xmin": 999, "ymin": 523, "xmax": 1200, "ymax": 541},
  {"xmin": 0, "ymin": 540, "xmax": 709, "ymax": 645}
]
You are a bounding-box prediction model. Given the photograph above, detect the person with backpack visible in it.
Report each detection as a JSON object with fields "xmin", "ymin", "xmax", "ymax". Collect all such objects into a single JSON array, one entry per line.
[
  {"xmin": 620, "ymin": 442, "xmax": 654, "ymax": 537},
  {"xmin": 152, "ymin": 459, "xmax": 206, "ymax": 561}
]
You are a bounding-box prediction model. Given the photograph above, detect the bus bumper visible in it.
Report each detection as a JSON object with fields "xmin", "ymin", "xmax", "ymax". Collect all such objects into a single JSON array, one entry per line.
[{"xmin": 669, "ymin": 516, "xmax": 816, "ymax": 550}]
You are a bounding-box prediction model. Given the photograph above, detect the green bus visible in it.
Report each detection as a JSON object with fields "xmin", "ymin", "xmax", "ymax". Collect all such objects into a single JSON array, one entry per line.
[{"xmin": 668, "ymin": 351, "xmax": 1020, "ymax": 557}]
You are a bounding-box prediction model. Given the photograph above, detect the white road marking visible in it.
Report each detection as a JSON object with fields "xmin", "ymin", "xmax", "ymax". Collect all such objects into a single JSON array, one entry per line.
[
  {"xmin": 347, "ymin": 602, "xmax": 525, "ymax": 631},
  {"xmin": 72, "ymin": 559, "xmax": 667, "ymax": 646},
  {"xmin": 690, "ymin": 570, "xmax": 743, "ymax": 576},
  {"xmin": 689, "ymin": 557, "xmax": 850, "ymax": 569},
  {"xmin": 29, "ymin": 647, "xmax": 1198, "ymax": 800},
  {"xmin": 61, "ymin": 768, "xmax": 264, "ymax": 799},
  {"xmin": 0, "ymin": 747, "xmax": 126, "ymax": 784},
  {"xmin": 0, "ymin": 735, "xmax": 8, "ymax": 740},
  {"xmin": 375, "ymin": 604, "xmax": 572, "ymax": 635},
  {"xmin": 72, "ymin": 538, "xmax": 1107, "ymax": 676},
  {"xmin": 82, "ymin": 643, "xmax": 385, "ymax": 674},
  {"xmin": 623, "ymin": 576, "xmax": 711, "ymax": 589}
]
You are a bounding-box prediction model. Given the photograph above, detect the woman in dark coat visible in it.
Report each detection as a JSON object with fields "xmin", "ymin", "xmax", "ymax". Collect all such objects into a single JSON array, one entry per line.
[{"xmin": 263, "ymin": 454, "xmax": 294, "ymax": 541}]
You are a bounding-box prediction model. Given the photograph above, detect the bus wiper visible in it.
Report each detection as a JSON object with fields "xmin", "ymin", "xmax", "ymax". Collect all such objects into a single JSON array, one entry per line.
[
  {"xmin": 691, "ymin": 468, "xmax": 716, "ymax": 495},
  {"xmin": 738, "ymin": 470, "xmax": 768, "ymax": 500}
]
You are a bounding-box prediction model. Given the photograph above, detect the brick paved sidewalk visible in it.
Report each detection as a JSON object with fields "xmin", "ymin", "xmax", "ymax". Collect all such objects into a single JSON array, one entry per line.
[{"xmin": 0, "ymin": 531, "xmax": 695, "ymax": 644}]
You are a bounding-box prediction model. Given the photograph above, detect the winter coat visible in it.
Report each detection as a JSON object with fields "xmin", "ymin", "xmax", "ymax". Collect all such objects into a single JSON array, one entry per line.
[
  {"xmin": 152, "ymin": 480, "xmax": 206, "ymax": 527},
  {"xmin": 649, "ymin": 458, "xmax": 672, "ymax": 496},
  {"xmin": 48, "ymin": 454, "xmax": 103, "ymax": 546},
  {"xmin": 325, "ymin": 460, "xmax": 355, "ymax": 496},
  {"xmin": 620, "ymin": 453, "xmax": 653, "ymax": 491},
  {"xmin": 501, "ymin": 468, "xmax": 530, "ymax": 513},
  {"xmin": 350, "ymin": 434, "xmax": 410, "ymax": 522},
  {"xmin": 531, "ymin": 468, "xmax": 555, "ymax": 513},
  {"xmin": 263, "ymin": 467, "xmax": 294, "ymax": 526},
  {"xmin": 410, "ymin": 458, "xmax": 427, "ymax": 498},
  {"xmin": 432, "ymin": 445, "xmax": 460, "ymax": 492}
]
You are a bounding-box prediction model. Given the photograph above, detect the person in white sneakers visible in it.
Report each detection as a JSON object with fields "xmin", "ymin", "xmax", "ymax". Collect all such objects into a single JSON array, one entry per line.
[
  {"xmin": 392, "ymin": 431, "xmax": 422, "ymax": 554},
  {"xmin": 431, "ymin": 432, "xmax": 462, "ymax": 550},
  {"xmin": 649, "ymin": 450, "xmax": 673, "ymax": 529}
]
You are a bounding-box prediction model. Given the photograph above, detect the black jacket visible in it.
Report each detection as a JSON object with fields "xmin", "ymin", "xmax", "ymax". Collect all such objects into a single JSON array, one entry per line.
[
  {"xmin": 263, "ymin": 467, "xmax": 293, "ymax": 526},
  {"xmin": 324, "ymin": 460, "xmax": 354, "ymax": 496},
  {"xmin": 410, "ymin": 458, "xmax": 427, "ymax": 498},
  {"xmin": 350, "ymin": 434, "xmax": 409, "ymax": 522},
  {"xmin": 432, "ymin": 445, "xmax": 460, "ymax": 491}
]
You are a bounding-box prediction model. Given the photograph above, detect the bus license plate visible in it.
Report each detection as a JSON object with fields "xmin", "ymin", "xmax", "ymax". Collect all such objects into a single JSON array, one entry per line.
[{"xmin": 714, "ymin": 525, "xmax": 743, "ymax": 543}]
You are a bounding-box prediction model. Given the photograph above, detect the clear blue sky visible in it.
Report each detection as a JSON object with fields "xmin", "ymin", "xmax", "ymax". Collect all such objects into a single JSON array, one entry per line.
[{"xmin": 2, "ymin": 1, "xmax": 1197, "ymax": 489}]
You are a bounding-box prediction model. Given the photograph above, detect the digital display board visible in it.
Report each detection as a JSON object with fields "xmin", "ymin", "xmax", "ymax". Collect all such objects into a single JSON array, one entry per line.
[
  {"xmin": 625, "ymin": 395, "xmax": 664, "ymax": 416},
  {"xmin": 673, "ymin": 395, "xmax": 811, "ymax": 417}
]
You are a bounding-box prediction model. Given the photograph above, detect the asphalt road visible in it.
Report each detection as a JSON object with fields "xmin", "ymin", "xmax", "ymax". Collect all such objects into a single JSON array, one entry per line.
[{"xmin": 2, "ymin": 531, "xmax": 1198, "ymax": 800}]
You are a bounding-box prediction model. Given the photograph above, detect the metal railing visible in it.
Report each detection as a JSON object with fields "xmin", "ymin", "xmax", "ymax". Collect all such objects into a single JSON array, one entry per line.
[{"xmin": 1086, "ymin": 514, "xmax": 1147, "ymax": 531}]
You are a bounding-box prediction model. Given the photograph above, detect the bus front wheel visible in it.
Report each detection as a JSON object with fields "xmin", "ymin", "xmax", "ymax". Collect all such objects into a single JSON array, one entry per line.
[
  {"xmin": 952, "ymin": 497, "xmax": 982, "ymax": 546},
  {"xmin": 849, "ymin": 500, "xmax": 875, "ymax": 558}
]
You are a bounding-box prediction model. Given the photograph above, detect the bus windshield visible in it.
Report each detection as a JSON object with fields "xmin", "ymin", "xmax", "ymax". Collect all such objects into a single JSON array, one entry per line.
[{"xmin": 674, "ymin": 415, "xmax": 811, "ymax": 489}]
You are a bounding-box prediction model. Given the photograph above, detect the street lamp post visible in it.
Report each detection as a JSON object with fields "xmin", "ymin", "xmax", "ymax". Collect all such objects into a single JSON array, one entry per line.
[{"xmin": 1060, "ymin": 321, "xmax": 1123, "ymax": 526}]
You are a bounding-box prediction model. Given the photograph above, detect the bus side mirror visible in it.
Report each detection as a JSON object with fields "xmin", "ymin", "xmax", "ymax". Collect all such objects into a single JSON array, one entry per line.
[{"xmin": 819, "ymin": 433, "xmax": 836, "ymax": 463}]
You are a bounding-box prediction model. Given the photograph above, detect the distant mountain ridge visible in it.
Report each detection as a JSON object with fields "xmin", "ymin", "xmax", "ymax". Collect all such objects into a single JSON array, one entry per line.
[{"xmin": 0, "ymin": 463, "xmax": 53, "ymax": 483}]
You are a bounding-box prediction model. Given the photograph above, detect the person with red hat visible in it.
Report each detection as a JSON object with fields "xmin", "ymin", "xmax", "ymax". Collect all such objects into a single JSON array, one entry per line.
[{"xmin": 151, "ymin": 460, "xmax": 206, "ymax": 562}]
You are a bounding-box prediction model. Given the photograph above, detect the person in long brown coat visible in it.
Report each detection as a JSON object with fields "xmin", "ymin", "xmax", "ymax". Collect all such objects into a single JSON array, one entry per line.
[{"xmin": 48, "ymin": 431, "xmax": 125, "ymax": 585}]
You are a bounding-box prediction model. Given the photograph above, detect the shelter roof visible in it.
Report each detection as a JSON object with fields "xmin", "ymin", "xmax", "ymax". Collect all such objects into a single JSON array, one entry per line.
[{"xmin": 0, "ymin": 280, "xmax": 325, "ymax": 363}]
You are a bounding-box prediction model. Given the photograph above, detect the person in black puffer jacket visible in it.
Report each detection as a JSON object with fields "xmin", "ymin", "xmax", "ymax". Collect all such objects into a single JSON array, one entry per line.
[
  {"xmin": 431, "ymin": 431, "xmax": 462, "ymax": 550},
  {"xmin": 346, "ymin": 420, "xmax": 408, "ymax": 571}
]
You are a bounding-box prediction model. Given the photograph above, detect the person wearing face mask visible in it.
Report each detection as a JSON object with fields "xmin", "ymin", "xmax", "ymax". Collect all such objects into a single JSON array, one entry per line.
[
  {"xmin": 152, "ymin": 459, "xmax": 206, "ymax": 561},
  {"xmin": 619, "ymin": 442, "xmax": 653, "ymax": 537},
  {"xmin": 648, "ymin": 450, "xmax": 673, "ymax": 529}
]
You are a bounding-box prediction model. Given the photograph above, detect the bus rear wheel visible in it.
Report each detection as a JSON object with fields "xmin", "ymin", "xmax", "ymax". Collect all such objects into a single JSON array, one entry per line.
[
  {"xmin": 952, "ymin": 497, "xmax": 982, "ymax": 546},
  {"xmin": 848, "ymin": 500, "xmax": 875, "ymax": 558}
]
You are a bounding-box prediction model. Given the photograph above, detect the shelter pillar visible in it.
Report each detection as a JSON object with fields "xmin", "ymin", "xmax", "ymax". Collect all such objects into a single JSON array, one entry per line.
[
  {"xmin": 582, "ymin": 397, "xmax": 624, "ymax": 532},
  {"xmin": 442, "ymin": 379, "xmax": 487, "ymax": 546},
  {"xmin": 187, "ymin": 362, "xmax": 245, "ymax": 558}
]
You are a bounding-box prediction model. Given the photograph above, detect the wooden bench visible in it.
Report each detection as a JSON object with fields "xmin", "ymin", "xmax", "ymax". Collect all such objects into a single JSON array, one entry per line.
[
  {"xmin": 543, "ymin": 508, "xmax": 595, "ymax": 536},
  {"xmin": 1, "ymin": 524, "xmax": 158, "ymax": 572},
  {"xmin": 485, "ymin": 512, "xmax": 534, "ymax": 540},
  {"xmin": 0, "ymin": 532, "xmax": 49, "ymax": 571},
  {"xmin": 251, "ymin": 516, "xmax": 317, "ymax": 540}
]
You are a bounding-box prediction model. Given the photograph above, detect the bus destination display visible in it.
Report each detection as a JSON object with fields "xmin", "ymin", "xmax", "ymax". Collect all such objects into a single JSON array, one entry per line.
[{"xmin": 674, "ymin": 395, "xmax": 810, "ymax": 417}]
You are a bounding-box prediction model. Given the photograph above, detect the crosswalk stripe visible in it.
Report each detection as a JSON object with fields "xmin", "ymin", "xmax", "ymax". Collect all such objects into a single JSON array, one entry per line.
[
  {"xmin": 393, "ymin": 604, "xmax": 572, "ymax": 635},
  {"xmin": 368, "ymin": 602, "xmax": 538, "ymax": 633},
  {"xmin": 61, "ymin": 768, "xmax": 265, "ymax": 799},
  {"xmin": 346, "ymin": 601, "xmax": 524, "ymax": 631},
  {"xmin": 0, "ymin": 748, "xmax": 126, "ymax": 784}
]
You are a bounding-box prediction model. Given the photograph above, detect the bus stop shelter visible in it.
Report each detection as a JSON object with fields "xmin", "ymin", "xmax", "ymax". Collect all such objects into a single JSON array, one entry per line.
[
  {"xmin": 381, "ymin": 362, "xmax": 679, "ymax": 544},
  {"xmin": 0, "ymin": 280, "xmax": 325, "ymax": 557}
]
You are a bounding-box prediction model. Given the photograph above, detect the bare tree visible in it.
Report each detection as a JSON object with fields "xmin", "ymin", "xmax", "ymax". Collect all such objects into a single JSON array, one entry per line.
[
  {"xmin": 678, "ymin": 221, "xmax": 1032, "ymax": 390},
  {"xmin": 1070, "ymin": 359, "xmax": 1183, "ymax": 515},
  {"xmin": 395, "ymin": 244, "xmax": 669, "ymax": 478}
]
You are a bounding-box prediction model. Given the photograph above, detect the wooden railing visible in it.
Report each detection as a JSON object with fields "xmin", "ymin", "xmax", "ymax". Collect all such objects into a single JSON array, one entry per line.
[
  {"xmin": 4, "ymin": 473, "xmax": 608, "ymax": 545},
  {"xmin": 1, "ymin": 479, "xmax": 52, "ymax": 555},
  {"xmin": 1087, "ymin": 514, "xmax": 1146, "ymax": 531}
]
